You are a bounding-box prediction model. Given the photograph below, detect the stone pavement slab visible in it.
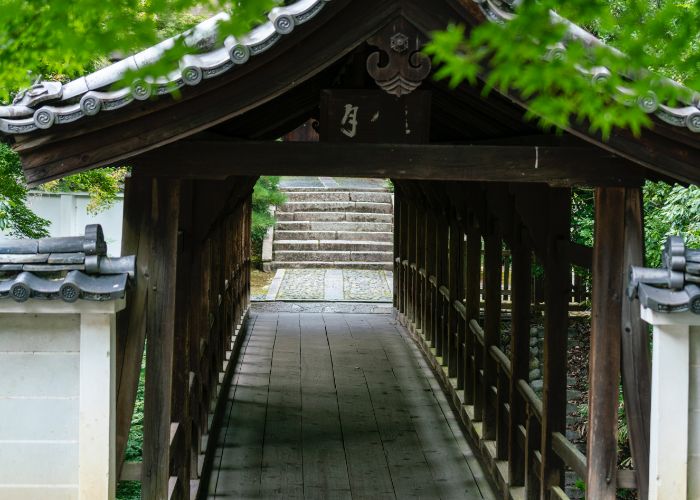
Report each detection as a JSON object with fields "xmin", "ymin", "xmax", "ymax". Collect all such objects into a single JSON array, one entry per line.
[{"xmin": 262, "ymin": 268, "xmax": 393, "ymax": 302}]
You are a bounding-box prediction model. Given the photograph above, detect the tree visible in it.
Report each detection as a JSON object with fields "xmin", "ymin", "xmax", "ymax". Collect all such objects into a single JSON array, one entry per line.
[
  {"xmin": 0, "ymin": 142, "xmax": 49, "ymax": 237},
  {"xmin": 0, "ymin": 0, "xmax": 278, "ymax": 101},
  {"xmin": 251, "ymin": 176, "xmax": 285, "ymax": 262},
  {"xmin": 426, "ymin": 0, "xmax": 699, "ymax": 137}
]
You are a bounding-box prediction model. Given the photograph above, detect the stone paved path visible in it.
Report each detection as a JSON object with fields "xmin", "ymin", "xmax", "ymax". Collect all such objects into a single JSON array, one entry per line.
[{"xmin": 262, "ymin": 268, "xmax": 393, "ymax": 302}]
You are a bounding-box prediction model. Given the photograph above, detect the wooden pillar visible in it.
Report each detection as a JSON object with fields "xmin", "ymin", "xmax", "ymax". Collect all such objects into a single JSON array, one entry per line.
[
  {"xmin": 400, "ymin": 196, "xmax": 410, "ymax": 317},
  {"xmin": 482, "ymin": 215, "xmax": 502, "ymax": 439},
  {"xmin": 436, "ymin": 214, "xmax": 450, "ymax": 357},
  {"xmin": 587, "ymin": 187, "xmax": 625, "ymax": 499},
  {"xmin": 464, "ymin": 213, "xmax": 480, "ymax": 406},
  {"xmin": 448, "ymin": 215, "xmax": 462, "ymax": 378},
  {"xmin": 142, "ymin": 178, "xmax": 181, "ymax": 500},
  {"xmin": 621, "ymin": 187, "xmax": 651, "ymax": 500},
  {"xmin": 115, "ymin": 175, "xmax": 152, "ymax": 477},
  {"xmin": 540, "ymin": 187, "xmax": 571, "ymax": 496},
  {"xmin": 394, "ymin": 188, "xmax": 402, "ymax": 312},
  {"xmin": 423, "ymin": 207, "xmax": 436, "ymax": 344},
  {"xmin": 170, "ymin": 180, "xmax": 193, "ymax": 497},
  {"xmin": 508, "ymin": 220, "xmax": 531, "ymax": 486}
]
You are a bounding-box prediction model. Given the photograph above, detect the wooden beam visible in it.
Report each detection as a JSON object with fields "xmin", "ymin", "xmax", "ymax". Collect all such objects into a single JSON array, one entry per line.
[
  {"xmin": 587, "ymin": 187, "xmax": 625, "ymax": 499},
  {"xmin": 131, "ymin": 141, "xmax": 644, "ymax": 186},
  {"xmin": 142, "ymin": 178, "xmax": 181, "ymax": 500},
  {"xmin": 620, "ymin": 187, "xmax": 651, "ymax": 500}
]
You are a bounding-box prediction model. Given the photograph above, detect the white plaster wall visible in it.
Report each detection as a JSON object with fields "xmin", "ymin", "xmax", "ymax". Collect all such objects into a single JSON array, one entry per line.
[
  {"xmin": 0, "ymin": 314, "xmax": 80, "ymax": 500},
  {"xmin": 690, "ymin": 329, "xmax": 700, "ymax": 498},
  {"xmin": 12, "ymin": 191, "xmax": 124, "ymax": 256}
]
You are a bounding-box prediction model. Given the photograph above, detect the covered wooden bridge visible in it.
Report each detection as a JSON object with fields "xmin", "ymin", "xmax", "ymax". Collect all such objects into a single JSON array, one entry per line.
[{"xmin": 2, "ymin": 0, "xmax": 700, "ymax": 499}]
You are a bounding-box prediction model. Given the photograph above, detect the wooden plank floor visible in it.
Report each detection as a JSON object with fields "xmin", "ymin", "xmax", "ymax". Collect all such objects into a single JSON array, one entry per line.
[{"xmin": 206, "ymin": 312, "xmax": 495, "ymax": 499}]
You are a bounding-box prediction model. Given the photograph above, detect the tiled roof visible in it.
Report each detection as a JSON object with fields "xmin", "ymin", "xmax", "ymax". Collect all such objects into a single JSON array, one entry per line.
[
  {"xmin": 0, "ymin": 0, "xmax": 330, "ymax": 134},
  {"xmin": 0, "ymin": 224, "xmax": 134, "ymax": 302},
  {"xmin": 0, "ymin": 0, "xmax": 697, "ymax": 134}
]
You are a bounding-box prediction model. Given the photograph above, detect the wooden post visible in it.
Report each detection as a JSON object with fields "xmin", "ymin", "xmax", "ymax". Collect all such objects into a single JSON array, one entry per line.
[
  {"xmin": 482, "ymin": 215, "xmax": 502, "ymax": 440},
  {"xmin": 424, "ymin": 206, "xmax": 436, "ymax": 344},
  {"xmin": 142, "ymin": 178, "xmax": 181, "ymax": 500},
  {"xmin": 448, "ymin": 216, "xmax": 461, "ymax": 378},
  {"xmin": 115, "ymin": 175, "xmax": 152, "ymax": 478},
  {"xmin": 394, "ymin": 188, "xmax": 402, "ymax": 313},
  {"xmin": 436, "ymin": 215, "xmax": 449, "ymax": 357},
  {"xmin": 465, "ymin": 214, "xmax": 480, "ymax": 406},
  {"xmin": 620, "ymin": 187, "xmax": 651, "ymax": 500},
  {"xmin": 170, "ymin": 180, "xmax": 193, "ymax": 497},
  {"xmin": 508, "ymin": 221, "xmax": 531, "ymax": 486},
  {"xmin": 587, "ymin": 187, "xmax": 625, "ymax": 499},
  {"xmin": 540, "ymin": 187, "xmax": 571, "ymax": 496},
  {"xmin": 401, "ymin": 196, "xmax": 410, "ymax": 318}
]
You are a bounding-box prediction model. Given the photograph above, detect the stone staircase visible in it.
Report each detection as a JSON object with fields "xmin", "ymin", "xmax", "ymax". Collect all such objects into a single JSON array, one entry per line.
[{"xmin": 271, "ymin": 186, "xmax": 394, "ymax": 270}]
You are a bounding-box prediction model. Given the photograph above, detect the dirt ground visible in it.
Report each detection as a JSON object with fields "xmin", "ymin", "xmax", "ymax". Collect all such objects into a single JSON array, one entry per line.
[{"xmin": 250, "ymin": 269, "xmax": 275, "ymax": 297}]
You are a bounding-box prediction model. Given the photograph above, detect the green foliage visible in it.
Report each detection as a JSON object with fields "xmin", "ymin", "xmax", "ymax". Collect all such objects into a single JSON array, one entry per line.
[
  {"xmin": 643, "ymin": 181, "xmax": 700, "ymax": 267},
  {"xmin": 38, "ymin": 167, "xmax": 129, "ymax": 215},
  {"xmin": 115, "ymin": 347, "xmax": 146, "ymax": 500},
  {"xmin": 0, "ymin": 1, "xmax": 281, "ymax": 101},
  {"xmin": 251, "ymin": 176, "xmax": 285, "ymax": 261},
  {"xmin": 425, "ymin": 0, "xmax": 699, "ymax": 137},
  {"xmin": 571, "ymin": 188, "xmax": 595, "ymax": 247},
  {"xmin": 570, "ymin": 181, "xmax": 700, "ymax": 272},
  {"xmin": 0, "ymin": 142, "xmax": 49, "ymax": 238}
]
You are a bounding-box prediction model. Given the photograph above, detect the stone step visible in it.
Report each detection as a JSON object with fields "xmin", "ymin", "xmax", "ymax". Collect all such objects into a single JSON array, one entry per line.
[
  {"xmin": 274, "ymin": 230, "xmax": 394, "ymax": 242},
  {"xmin": 280, "ymin": 186, "xmax": 388, "ymax": 192},
  {"xmin": 281, "ymin": 201, "xmax": 392, "ymax": 214},
  {"xmin": 273, "ymin": 239, "xmax": 393, "ymax": 252},
  {"xmin": 275, "ymin": 221, "xmax": 393, "ymax": 232},
  {"xmin": 274, "ymin": 250, "xmax": 393, "ymax": 263},
  {"xmin": 275, "ymin": 211, "xmax": 393, "ymax": 223},
  {"xmin": 270, "ymin": 261, "xmax": 393, "ymax": 270},
  {"xmin": 283, "ymin": 191, "xmax": 393, "ymax": 203}
]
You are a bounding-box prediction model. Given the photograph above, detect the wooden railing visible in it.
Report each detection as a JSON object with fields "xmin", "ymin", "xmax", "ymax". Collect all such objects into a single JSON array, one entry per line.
[
  {"xmin": 392, "ymin": 180, "xmax": 636, "ymax": 500},
  {"xmin": 116, "ymin": 176, "xmax": 255, "ymax": 500}
]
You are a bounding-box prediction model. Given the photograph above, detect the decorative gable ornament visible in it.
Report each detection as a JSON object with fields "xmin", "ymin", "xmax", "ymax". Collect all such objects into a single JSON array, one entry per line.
[{"xmin": 366, "ymin": 19, "xmax": 432, "ymax": 97}]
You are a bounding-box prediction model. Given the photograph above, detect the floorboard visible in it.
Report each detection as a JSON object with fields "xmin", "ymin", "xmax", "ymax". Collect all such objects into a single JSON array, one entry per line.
[{"xmin": 206, "ymin": 312, "xmax": 493, "ymax": 499}]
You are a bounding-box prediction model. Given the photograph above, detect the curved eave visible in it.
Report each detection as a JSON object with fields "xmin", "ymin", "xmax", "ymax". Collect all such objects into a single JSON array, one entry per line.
[{"xmin": 0, "ymin": 0, "xmax": 332, "ymax": 134}]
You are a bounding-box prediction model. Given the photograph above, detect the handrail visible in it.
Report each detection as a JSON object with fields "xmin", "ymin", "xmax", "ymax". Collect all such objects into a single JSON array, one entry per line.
[
  {"xmin": 410, "ymin": 263, "xmax": 417, "ymax": 270},
  {"xmin": 489, "ymin": 345, "xmax": 512, "ymax": 377},
  {"xmin": 439, "ymin": 285, "xmax": 450, "ymax": 299},
  {"xmin": 552, "ymin": 431, "xmax": 586, "ymax": 479},
  {"xmin": 453, "ymin": 300, "xmax": 466, "ymax": 320},
  {"xmin": 469, "ymin": 319, "xmax": 485, "ymax": 345},
  {"xmin": 419, "ymin": 267, "xmax": 426, "ymax": 277},
  {"xmin": 517, "ymin": 379, "xmax": 543, "ymax": 421},
  {"xmin": 402, "ymin": 259, "xmax": 409, "ymax": 266},
  {"xmin": 429, "ymin": 275, "xmax": 437, "ymax": 286}
]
